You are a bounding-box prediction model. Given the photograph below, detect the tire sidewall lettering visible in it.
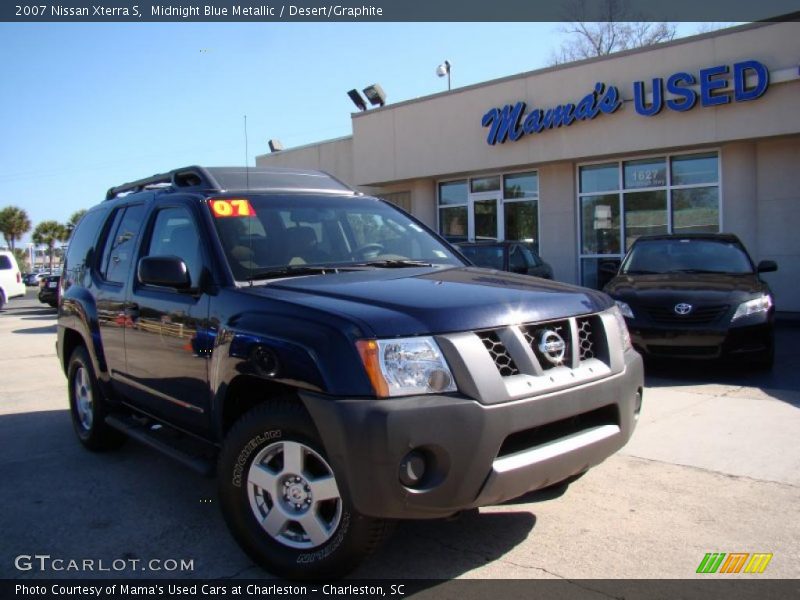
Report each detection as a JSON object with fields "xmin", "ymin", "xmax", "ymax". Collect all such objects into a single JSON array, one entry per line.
[
  {"xmin": 295, "ymin": 512, "xmax": 350, "ymax": 564},
  {"xmin": 231, "ymin": 429, "xmax": 282, "ymax": 488}
]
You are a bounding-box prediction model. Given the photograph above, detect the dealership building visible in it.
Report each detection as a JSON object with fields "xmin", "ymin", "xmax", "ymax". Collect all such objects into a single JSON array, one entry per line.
[{"xmin": 256, "ymin": 21, "xmax": 800, "ymax": 313}]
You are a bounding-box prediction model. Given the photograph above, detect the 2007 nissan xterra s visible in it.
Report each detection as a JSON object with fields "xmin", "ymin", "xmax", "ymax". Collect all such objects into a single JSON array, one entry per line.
[{"xmin": 57, "ymin": 166, "xmax": 643, "ymax": 579}]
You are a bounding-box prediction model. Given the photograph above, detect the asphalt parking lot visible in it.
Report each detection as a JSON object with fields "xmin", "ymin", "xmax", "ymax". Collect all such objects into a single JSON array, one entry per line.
[{"xmin": 1, "ymin": 289, "xmax": 798, "ymax": 580}]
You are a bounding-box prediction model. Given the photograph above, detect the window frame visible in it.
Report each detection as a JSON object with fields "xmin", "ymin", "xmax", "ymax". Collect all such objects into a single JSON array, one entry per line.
[
  {"xmin": 436, "ymin": 168, "xmax": 541, "ymax": 249},
  {"xmin": 576, "ymin": 149, "xmax": 722, "ymax": 288}
]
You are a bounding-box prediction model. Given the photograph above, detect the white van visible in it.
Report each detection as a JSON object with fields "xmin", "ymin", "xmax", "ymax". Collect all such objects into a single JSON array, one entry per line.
[{"xmin": 0, "ymin": 250, "xmax": 26, "ymax": 309}]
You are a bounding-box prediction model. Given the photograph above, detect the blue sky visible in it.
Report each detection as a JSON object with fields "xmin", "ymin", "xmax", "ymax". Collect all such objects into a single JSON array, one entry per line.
[{"xmin": 0, "ymin": 22, "xmax": 710, "ymax": 245}]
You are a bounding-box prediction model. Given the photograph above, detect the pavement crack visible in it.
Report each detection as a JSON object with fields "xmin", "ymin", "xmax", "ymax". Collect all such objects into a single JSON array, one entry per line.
[{"xmin": 622, "ymin": 454, "xmax": 799, "ymax": 489}]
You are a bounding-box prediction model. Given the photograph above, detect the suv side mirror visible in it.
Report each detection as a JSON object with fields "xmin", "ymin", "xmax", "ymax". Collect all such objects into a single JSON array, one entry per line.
[
  {"xmin": 138, "ymin": 256, "xmax": 191, "ymax": 289},
  {"xmin": 757, "ymin": 260, "xmax": 778, "ymax": 273}
]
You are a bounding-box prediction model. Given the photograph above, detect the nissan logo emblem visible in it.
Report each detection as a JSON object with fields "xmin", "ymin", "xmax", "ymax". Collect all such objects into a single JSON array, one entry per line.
[
  {"xmin": 538, "ymin": 330, "xmax": 566, "ymax": 365},
  {"xmin": 674, "ymin": 303, "xmax": 693, "ymax": 315}
]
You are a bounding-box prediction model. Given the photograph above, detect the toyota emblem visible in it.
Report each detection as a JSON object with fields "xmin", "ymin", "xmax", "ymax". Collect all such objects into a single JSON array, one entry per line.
[
  {"xmin": 538, "ymin": 330, "xmax": 567, "ymax": 365},
  {"xmin": 674, "ymin": 303, "xmax": 693, "ymax": 315}
]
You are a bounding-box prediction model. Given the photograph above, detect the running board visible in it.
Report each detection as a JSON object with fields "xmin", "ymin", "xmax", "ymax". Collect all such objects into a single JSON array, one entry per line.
[{"xmin": 106, "ymin": 414, "xmax": 216, "ymax": 477}]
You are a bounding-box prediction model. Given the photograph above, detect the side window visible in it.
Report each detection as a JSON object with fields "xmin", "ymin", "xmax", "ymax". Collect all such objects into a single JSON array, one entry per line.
[
  {"xmin": 509, "ymin": 245, "xmax": 527, "ymax": 272},
  {"xmin": 519, "ymin": 244, "xmax": 539, "ymax": 267},
  {"xmin": 99, "ymin": 205, "xmax": 146, "ymax": 284},
  {"xmin": 65, "ymin": 208, "xmax": 108, "ymax": 269},
  {"xmin": 0, "ymin": 255, "xmax": 11, "ymax": 270},
  {"xmin": 144, "ymin": 207, "xmax": 202, "ymax": 287}
]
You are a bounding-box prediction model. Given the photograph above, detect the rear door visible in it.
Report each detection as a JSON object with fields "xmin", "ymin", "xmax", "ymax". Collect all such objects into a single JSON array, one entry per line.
[
  {"xmin": 93, "ymin": 202, "xmax": 147, "ymax": 390},
  {"xmin": 120, "ymin": 200, "xmax": 212, "ymax": 432}
]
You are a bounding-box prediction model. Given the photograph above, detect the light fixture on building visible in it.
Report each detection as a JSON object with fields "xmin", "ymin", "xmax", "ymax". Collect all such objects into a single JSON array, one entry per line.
[
  {"xmin": 436, "ymin": 60, "xmax": 451, "ymax": 91},
  {"xmin": 362, "ymin": 84, "xmax": 386, "ymax": 107},
  {"xmin": 268, "ymin": 139, "xmax": 284, "ymax": 153},
  {"xmin": 347, "ymin": 89, "xmax": 368, "ymax": 111}
]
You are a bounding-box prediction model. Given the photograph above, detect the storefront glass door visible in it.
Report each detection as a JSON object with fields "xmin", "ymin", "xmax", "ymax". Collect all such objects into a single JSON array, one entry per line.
[{"xmin": 469, "ymin": 196, "xmax": 501, "ymax": 241}]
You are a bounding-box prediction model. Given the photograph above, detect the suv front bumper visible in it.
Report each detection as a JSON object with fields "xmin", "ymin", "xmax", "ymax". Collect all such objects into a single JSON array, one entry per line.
[{"xmin": 301, "ymin": 349, "xmax": 643, "ymax": 520}]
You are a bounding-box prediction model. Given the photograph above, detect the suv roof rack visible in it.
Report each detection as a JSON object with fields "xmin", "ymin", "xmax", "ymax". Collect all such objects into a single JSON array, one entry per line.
[{"xmin": 105, "ymin": 166, "xmax": 353, "ymax": 201}]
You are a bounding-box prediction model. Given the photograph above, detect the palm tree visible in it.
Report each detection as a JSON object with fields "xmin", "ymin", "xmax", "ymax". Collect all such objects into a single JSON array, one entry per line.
[
  {"xmin": 0, "ymin": 206, "xmax": 32, "ymax": 252},
  {"xmin": 66, "ymin": 209, "xmax": 87, "ymax": 240},
  {"xmin": 32, "ymin": 220, "xmax": 68, "ymax": 271}
]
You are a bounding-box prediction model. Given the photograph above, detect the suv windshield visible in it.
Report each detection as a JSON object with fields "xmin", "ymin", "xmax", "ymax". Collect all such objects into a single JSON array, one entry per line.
[
  {"xmin": 209, "ymin": 194, "xmax": 463, "ymax": 280},
  {"xmin": 621, "ymin": 238, "xmax": 754, "ymax": 275}
]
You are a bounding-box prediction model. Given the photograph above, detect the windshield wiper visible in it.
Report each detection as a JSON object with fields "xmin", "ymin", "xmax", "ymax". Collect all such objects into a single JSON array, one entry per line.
[
  {"xmin": 356, "ymin": 259, "xmax": 434, "ymax": 268},
  {"xmin": 246, "ymin": 265, "xmax": 364, "ymax": 281}
]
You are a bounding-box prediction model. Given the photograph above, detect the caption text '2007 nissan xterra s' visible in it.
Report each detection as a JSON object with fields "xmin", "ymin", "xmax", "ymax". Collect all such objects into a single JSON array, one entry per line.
[{"xmin": 57, "ymin": 166, "xmax": 643, "ymax": 579}]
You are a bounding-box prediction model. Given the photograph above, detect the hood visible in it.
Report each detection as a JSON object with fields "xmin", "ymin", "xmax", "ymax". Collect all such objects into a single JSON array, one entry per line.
[
  {"xmin": 241, "ymin": 266, "xmax": 612, "ymax": 337},
  {"xmin": 605, "ymin": 272, "xmax": 768, "ymax": 303}
]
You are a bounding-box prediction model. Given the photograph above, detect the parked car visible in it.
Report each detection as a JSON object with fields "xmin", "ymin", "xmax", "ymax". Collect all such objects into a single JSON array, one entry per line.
[
  {"xmin": 25, "ymin": 271, "xmax": 50, "ymax": 286},
  {"xmin": 58, "ymin": 165, "xmax": 642, "ymax": 579},
  {"xmin": 38, "ymin": 273, "xmax": 61, "ymax": 307},
  {"xmin": 0, "ymin": 250, "xmax": 26, "ymax": 310},
  {"xmin": 604, "ymin": 233, "xmax": 776, "ymax": 368},
  {"xmin": 455, "ymin": 240, "xmax": 554, "ymax": 279}
]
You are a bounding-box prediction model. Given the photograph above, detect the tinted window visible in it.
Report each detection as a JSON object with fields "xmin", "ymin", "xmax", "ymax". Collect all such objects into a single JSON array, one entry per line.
[
  {"xmin": 0, "ymin": 255, "xmax": 11, "ymax": 270},
  {"xmin": 509, "ymin": 245, "xmax": 527, "ymax": 272},
  {"xmin": 622, "ymin": 239, "xmax": 753, "ymax": 274},
  {"xmin": 145, "ymin": 207, "xmax": 203, "ymax": 287},
  {"xmin": 459, "ymin": 245, "xmax": 504, "ymax": 270},
  {"xmin": 99, "ymin": 205, "xmax": 146, "ymax": 284},
  {"xmin": 66, "ymin": 208, "xmax": 108, "ymax": 269}
]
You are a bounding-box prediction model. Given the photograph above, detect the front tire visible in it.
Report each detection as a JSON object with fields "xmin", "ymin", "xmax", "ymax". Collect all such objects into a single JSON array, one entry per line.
[
  {"xmin": 218, "ymin": 400, "xmax": 391, "ymax": 580},
  {"xmin": 67, "ymin": 346, "xmax": 125, "ymax": 451}
]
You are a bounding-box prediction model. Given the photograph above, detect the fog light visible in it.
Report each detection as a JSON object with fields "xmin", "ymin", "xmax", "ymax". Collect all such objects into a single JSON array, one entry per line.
[
  {"xmin": 427, "ymin": 368, "xmax": 452, "ymax": 393},
  {"xmin": 399, "ymin": 450, "xmax": 427, "ymax": 487}
]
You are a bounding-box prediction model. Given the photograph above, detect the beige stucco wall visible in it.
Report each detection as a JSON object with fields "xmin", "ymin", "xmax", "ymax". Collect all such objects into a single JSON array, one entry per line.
[
  {"xmin": 256, "ymin": 22, "xmax": 800, "ymax": 311},
  {"xmin": 351, "ymin": 22, "xmax": 800, "ymax": 186}
]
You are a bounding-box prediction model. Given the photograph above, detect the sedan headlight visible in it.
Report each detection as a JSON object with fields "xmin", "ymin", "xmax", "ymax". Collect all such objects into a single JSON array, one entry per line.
[
  {"xmin": 615, "ymin": 300, "xmax": 635, "ymax": 319},
  {"xmin": 610, "ymin": 305, "xmax": 633, "ymax": 352},
  {"xmin": 732, "ymin": 294, "xmax": 772, "ymax": 321},
  {"xmin": 356, "ymin": 336, "xmax": 457, "ymax": 398}
]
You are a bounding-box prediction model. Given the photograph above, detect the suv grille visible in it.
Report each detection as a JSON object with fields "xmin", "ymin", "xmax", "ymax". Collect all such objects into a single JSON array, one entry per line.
[
  {"xmin": 576, "ymin": 316, "xmax": 597, "ymax": 360},
  {"xmin": 478, "ymin": 313, "xmax": 606, "ymax": 377},
  {"xmin": 477, "ymin": 331, "xmax": 519, "ymax": 376},
  {"xmin": 522, "ymin": 320, "xmax": 571, "ymax": 370},
  {"xmin": 645, "ymin": 304, "xmax": 729, "ymax": 325}
]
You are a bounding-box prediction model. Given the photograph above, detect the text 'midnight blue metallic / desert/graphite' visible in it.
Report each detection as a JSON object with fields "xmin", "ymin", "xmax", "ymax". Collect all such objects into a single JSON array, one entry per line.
[{"xmin": 482, "ymin": 60, "xmax": 770, "ymax": 146}]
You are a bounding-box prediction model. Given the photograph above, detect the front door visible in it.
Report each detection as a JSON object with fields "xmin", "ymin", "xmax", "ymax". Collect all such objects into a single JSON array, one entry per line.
[
  {"xmin": 469, "ymin": 194, "xmax": 502, "ymax": 241},
  {"xmin": 121, "ymin": 202, "xmax": 212, "ymax": 432}
]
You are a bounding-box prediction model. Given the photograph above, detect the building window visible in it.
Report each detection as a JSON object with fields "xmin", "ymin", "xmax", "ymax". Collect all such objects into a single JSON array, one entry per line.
[
  {"xmin": 578, "ymin": 151, "xmax": 719, "ymax": 288},
  {"xmin": 438, "ymin": 171, "xmax": 539, "ymax": 248}
]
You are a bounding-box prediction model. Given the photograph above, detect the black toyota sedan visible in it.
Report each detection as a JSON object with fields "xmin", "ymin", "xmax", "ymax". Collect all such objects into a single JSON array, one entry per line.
[{"xmin": 604, "ymin": 234, "xmax": 777, "ymax": 368}]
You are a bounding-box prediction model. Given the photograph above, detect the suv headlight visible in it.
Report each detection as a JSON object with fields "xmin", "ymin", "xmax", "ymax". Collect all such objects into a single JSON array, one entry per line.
[
  {"xmin": 732, "ymin": 294, "xmax": 772, "ymax": 321},
  {"xmin": 615, "ymin": 300, "xmax": 635, "ymax": 319},
  {"xmin": 357, "ymin": 337, "xmax": 457, "ymax": 398},
  {"xmin": 610, "ymin": 305, "xmax": 633, "ymax": 352}
]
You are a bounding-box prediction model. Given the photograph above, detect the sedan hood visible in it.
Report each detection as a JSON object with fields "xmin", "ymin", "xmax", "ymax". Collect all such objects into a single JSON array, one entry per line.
[
  {"xmin": 605, "ymin": 272, "xmax": 767, "ymax": 303},
  {"xmin": 242, "ymin": 266, "xmax": 612, "ymax": 337}
]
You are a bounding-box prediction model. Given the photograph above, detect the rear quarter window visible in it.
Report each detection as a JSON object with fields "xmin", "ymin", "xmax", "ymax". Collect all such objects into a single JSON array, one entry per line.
[{"xmin": 65, "ymin": 208, "xmax": 109, "ymax": 269}]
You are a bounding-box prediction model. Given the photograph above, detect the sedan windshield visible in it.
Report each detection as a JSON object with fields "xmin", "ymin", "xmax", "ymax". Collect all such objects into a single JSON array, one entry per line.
[
  {"xmin": 209, "ymin": 194, "xmax": 463, "ymax": 280},
  {"xmin": 621, "ymin": 238, "xmax": 754, "ymax": 275}
]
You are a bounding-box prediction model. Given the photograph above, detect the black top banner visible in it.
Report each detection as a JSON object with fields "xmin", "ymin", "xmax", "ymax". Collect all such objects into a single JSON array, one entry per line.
[{"xmin": 2, "ymin": 0, "xmax": 800, "ymax": 22}]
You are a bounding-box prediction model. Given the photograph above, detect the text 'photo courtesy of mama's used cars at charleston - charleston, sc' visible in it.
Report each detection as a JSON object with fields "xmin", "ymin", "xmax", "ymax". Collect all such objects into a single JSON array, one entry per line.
[{"xmin": 55, "ymin": 165, "xmax": 643, "ymax": 579}]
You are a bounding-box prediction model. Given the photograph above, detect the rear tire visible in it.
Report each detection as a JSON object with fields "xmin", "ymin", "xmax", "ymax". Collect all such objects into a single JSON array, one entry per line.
[
  {"xmin": 218, "ymin": 400, "xmax": 391, "ymax": 580},
  {"xmin": 67, "ymin": 346, "xmax": 125, "ymax": 451}
]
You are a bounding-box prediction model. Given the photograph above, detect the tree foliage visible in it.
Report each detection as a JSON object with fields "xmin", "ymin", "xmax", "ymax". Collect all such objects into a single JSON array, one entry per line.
[
  {"xmin": 66, "ymin": 209, "xmax": 88, "ymax": 239},
  {"xmin": 32, "ymin": 220, "xmax": 68, "ymax": 271},
  {"xmin": 550, "ymin": 0, "xmax": 676, "ymax": 65},
  {"xmin": 0, "ymin": 206, "xmax": 32, "ymax": 252}
]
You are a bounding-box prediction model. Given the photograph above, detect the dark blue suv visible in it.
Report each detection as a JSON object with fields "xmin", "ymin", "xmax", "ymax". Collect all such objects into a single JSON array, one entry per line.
[{"xmin": 58, "ymin": 166, "xmax": 643, "ymax": 579}]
